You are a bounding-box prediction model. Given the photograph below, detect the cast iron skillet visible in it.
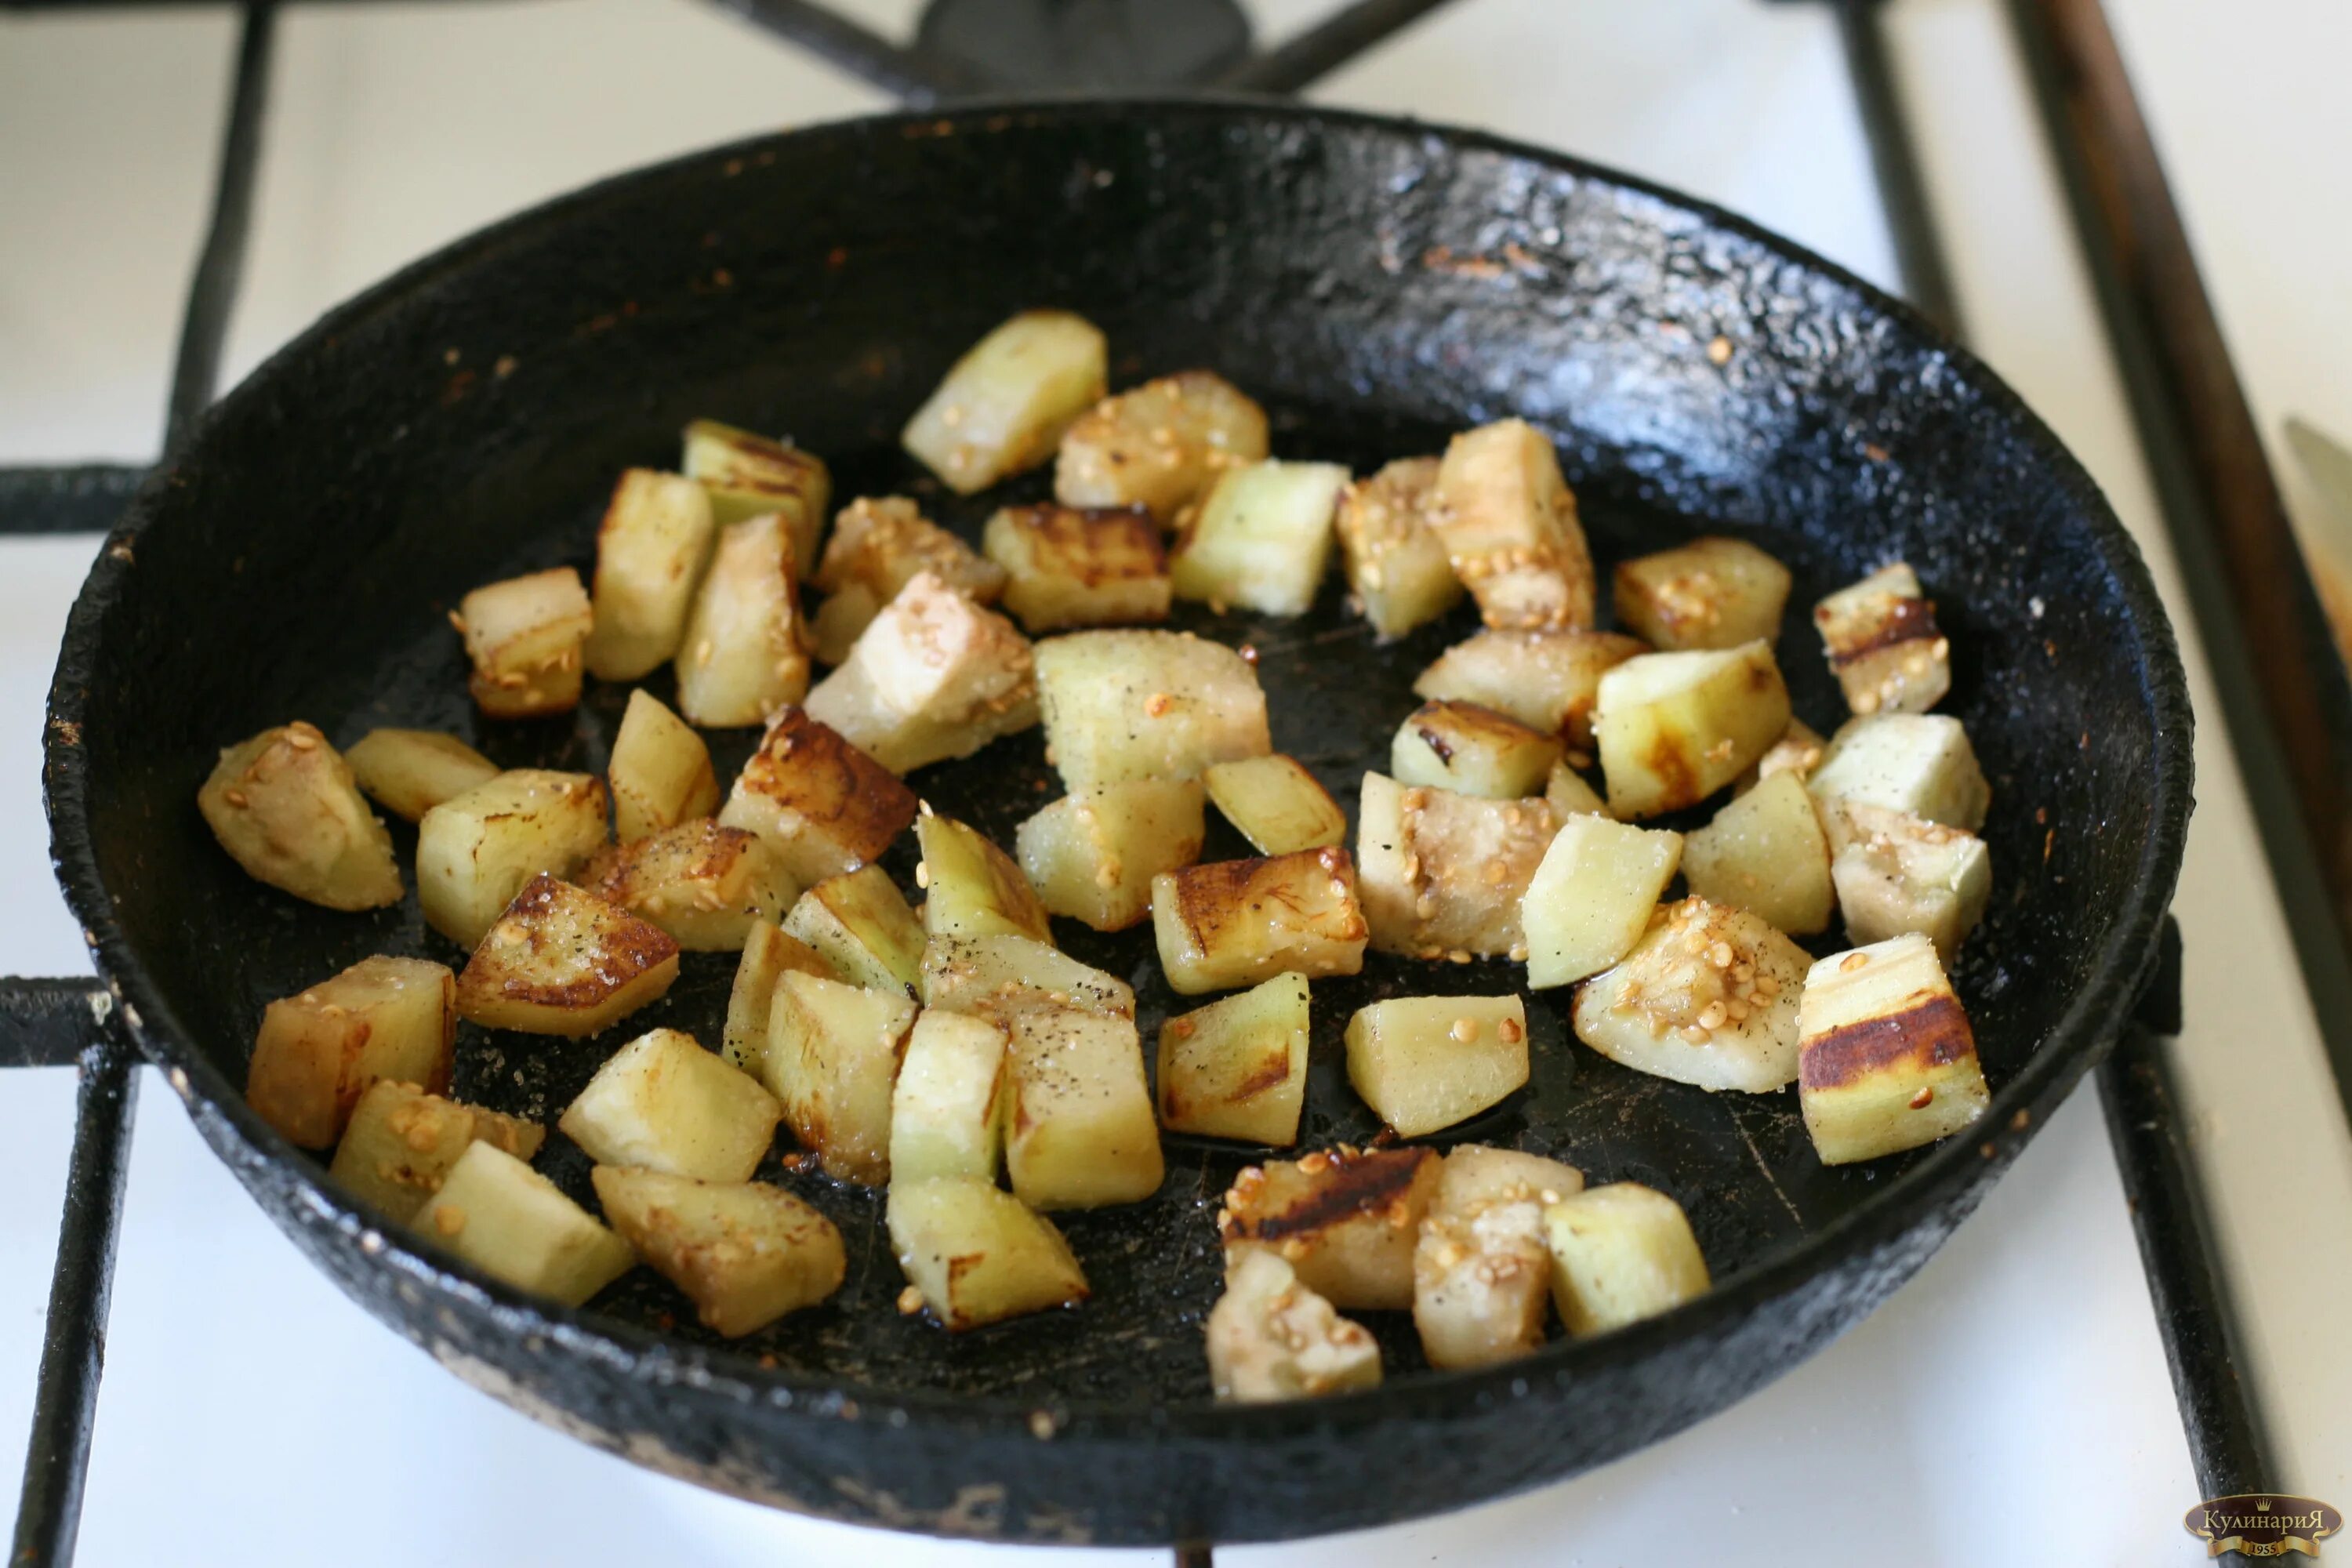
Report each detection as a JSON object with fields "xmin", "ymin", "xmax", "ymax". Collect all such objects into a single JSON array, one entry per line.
[{"xmin": 43, "ymin": 99, "xmax": 2190, "ymax": 1547}]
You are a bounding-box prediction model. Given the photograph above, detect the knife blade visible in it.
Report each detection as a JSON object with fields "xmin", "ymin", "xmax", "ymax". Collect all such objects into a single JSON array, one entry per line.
[
  {"xmin": 2284, "ymin": 416, "xmax": 2352, "ymax": 662},
  {"xmin": 2286, "ymin": 417, "xmax": 2352, "ymax": 564}
]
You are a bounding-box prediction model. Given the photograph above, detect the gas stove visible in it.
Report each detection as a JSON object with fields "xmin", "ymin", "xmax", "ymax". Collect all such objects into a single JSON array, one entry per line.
[{"xmin": 3, "ymin": 2, "xmax": 2346, "ymax": 1563}]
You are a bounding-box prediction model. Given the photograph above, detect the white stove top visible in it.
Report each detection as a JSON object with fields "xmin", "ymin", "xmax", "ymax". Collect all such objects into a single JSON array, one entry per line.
[{"xmin": 2, "ymin": 2, "xmax": 2345, "ymax": 1562}]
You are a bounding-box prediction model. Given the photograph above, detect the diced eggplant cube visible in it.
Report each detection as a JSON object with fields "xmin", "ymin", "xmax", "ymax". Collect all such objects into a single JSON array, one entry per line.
[
  {"xmin": 1356, "ymin": 772, "xmax": 1560, "ymax": 959},
  {"xmin": 1003, "ymin": 1004, "xmax": 1164, "ymax": 1210},
  {"xmin": 584, "ymin": 468, "xmax": 717, "ymax": 681},
  {"xmin": 1681, "ymin": 770, "xmax": 1835, "ymax": 937},
  {"xmin": 1208, "ymin": 1250, "xmax": 1382, "ymax": 1403},
  {"xmin": 1431, "ymin": 418, "xmax": 1596, "ymax": 631},
  {"xmin": 983, "ymin": 503, "xmax": 1171, "ymax": 633},
  {"xmin": 1151, "ymin": 847, "xmax": 1368, "ymax": 995},
  {"xmin": 557, "ymin": 1026, "xmax": 781, "ymax": 1183},
  {"xmin": 608, "ymin": 688, "xmax": 720, "ymax": 844},
  {"xmin": 1202, "ymin": 754, "xmax": 1348, "ymax": 855},
  {"xmin": 1543, "ymin": 1181, "xmax": 1711, "ymax": 1335},
  {"xmin": 1414, "ymin": 1146, "xmax": 1584, "ymax": 1370},
  {"xmin": 199, "ymin": 723, "xmax": 402, "ymax": 911},
  {"xmin": 1570, "ymin": 896, "xmax": 1809, "ymax": 1092},
  {"xmin": 1827, "ymin": 802, "xmax": 1992, "ymax": 959},
  {"xmin": 454, "ymin": 875, "xmax": 681, "ymax": 1037},
  {"xmin": 1520, "ymin": 815, "xmax": 1686, "ymax": 988},
  {"xmin": 889, "ymin": 1008, "xmax": 1008, "ymax": 1185},
  {"xmin": 424, "ymin": 1142, "xmax": 634, "ymax": 1307},
  {"xmin": 887, "ymin": 1176, "xmax": 1089, "ymax": 1330},
  {"xmin": 1814, "ymin": 562, "xmax": 1950, "ymax": 716},
  {"xmin": 1156, "ymin": 971, "xmax": 1311, "ymax": 1145},
  {"xmin": 1612, "ymin": 535, "xmax": 1792, "ymax": 651},
  {"xmin": 1218, "ymin": 1146, "xmax": 1441, "ymax": 1311},
  {"xmin": 247, "ymin": 956, "xmax": 455, "ymax": 1149},
  {"xmin": 1054, "ymin": 369, "xmax": 1270, "ymax": 523},
  {"xmin": 681, "ymin": 418, "xmax": 830, "ymax": 574},
  {"xmin": 803, "ymin": 572, "xmax": 1038, "ymax": 774},
  {"xmin": 673, "ymin": 512, "xmax": 808, "ymax": 729},
  {"xmin": 345, "ymin": 728, "xmax": 499, "ymax": 825},
  {"xmin": 1169, "ymin": 458, "xmax": 1348, "ymax": 617},
  {"xmin": 1592, "ymin": 641, "xmax": 1791, "ymax": 818},
  {"xmin": 1344, "ymin": 995, "xmax": 1530, "ymax": 1138},
  {"xmin": 592, "ymin": 1167, "xmax": 845, "ymax": 1336},
  {"xmin": 717, "ymin": 707, "xmax": 918, "ymax": 887},
  {"xmin": 1807, "ymin": 713, "xmax": 1991, "ymax": 835},
  {"xmin": 1017, "ymin": 779, "xmax": 1207, "ymax": 932},
  {"xmin": 902, "ymin": 310, "xmax": 1108, "ymax": 494},
  {"xmin": 1390, "ymin": 699, "xmax": 1564, "ymax": 800},
  {"xmin": 458, "ymin": 566, "xmax": 593, "ymax": 718},
  {"xmin": 916, "ymin": 808, "xmax": 1052, "ymax": 943},
  {"xmin": 1335, "ymin": 456, "xmax": 1462, "ymax": 638},
  {"xmin": 1034, "ymin": 628, "xmax": 1272, "ymax": 791},
  {"xmin": 762, "ymin": 970, "xmax": 917, "ymax": 1185},
  {"xmin": 1798, "ymin": 932, "xmax": 1990, "ymax": 1163}
]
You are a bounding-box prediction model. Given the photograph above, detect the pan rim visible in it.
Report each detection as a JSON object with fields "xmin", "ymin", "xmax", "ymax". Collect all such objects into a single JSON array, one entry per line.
[{"xmin": 43, "ymin": 93, "xmax": 2194, "ymax": 1450}]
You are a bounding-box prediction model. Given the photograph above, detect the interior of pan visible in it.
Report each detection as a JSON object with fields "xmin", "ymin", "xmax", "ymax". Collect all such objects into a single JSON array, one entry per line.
[{"xmin": 50, "ymin": 100, "xmax": 2182, "ymax": 1408}]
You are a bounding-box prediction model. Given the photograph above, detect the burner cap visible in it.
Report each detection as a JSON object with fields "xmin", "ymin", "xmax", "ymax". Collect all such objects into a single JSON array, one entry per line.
[{"xmin": 915, "ymin": 0, "xmax": 1253, "ymax": 90}]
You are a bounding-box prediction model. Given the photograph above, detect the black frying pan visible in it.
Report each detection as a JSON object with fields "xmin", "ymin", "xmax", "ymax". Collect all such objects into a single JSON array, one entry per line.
[{"xmin": 43, "ymin": 100, "xmax": 2190, "ymax": 1548}]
